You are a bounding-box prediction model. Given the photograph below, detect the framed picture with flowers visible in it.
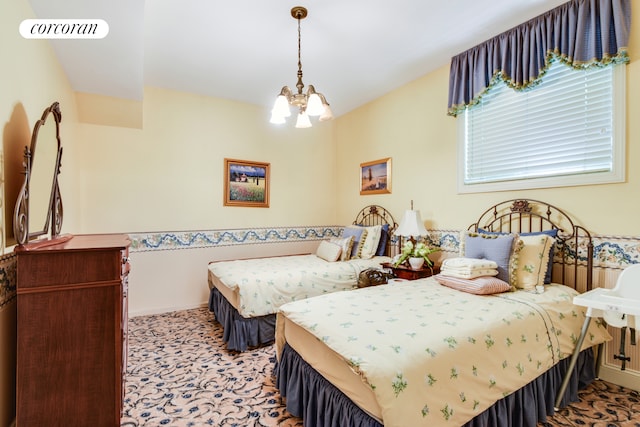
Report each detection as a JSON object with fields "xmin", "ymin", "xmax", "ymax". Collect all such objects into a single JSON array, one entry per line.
[
  {"xmin": 224, "ymin": 158, "xmax": 270, "ymax": 207},
  {"xmin": 360, "ymin": 157, "xmax": 391, "ymax": 195}
]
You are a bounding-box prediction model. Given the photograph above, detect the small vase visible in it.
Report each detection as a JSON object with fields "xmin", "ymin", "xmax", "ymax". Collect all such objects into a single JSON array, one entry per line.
[{"xmin": 408, "ymin": 257, "xmax": 424, "ymax": 270}]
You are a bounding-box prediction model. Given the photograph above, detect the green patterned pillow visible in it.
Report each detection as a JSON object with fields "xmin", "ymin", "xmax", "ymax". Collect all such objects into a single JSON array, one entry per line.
[
  {"xmin": 511, "ymin": 234, "xmax": 554, "ymax": 290},
  {"xmin": 357, "ymin": 225, "xmax": 382, "ymax": 259}
]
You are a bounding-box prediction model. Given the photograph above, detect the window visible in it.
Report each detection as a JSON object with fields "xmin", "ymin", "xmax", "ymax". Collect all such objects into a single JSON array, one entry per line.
[{"xmin": 458, "ymin": 61, "xmax": 626, "ymax": 193}]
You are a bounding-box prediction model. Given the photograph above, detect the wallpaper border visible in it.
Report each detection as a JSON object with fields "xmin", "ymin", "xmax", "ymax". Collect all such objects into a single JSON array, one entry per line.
[
  {"xmin": 428, "ymin": 230, "xmax": 640, "ymax": 270},
  {"xmin": 128, "ymin": 226, "xmax": 343, "ymax": 252},
  {"xmin": 127, "ymin": 226, "xmax": 639, "ymax": 270}
]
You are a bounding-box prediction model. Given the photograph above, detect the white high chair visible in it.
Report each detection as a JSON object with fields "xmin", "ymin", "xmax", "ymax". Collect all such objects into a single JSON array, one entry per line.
[{"xmin": 554, "ymin": 263, "xmax": 640, "ymax": 409}]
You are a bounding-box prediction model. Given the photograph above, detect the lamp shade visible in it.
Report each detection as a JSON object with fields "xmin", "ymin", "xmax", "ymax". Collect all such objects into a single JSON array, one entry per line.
[
  {"xmin": 306, "ymin": 93, "xmax": 324, "ymax": 116},
  {"xmin": 272, "ymin": 94, "xmax": 291, "ymax": 118},
  {"xmin": 295, "ymin": 111, "xmax": 312, "ymax": 128},
  {"xmin": 395, "ymin": 209, "xmax": 428, "ymax": 237},
  {"xmin": 319, "ymin": 103, "xmax": 334, "ymax": 121}
]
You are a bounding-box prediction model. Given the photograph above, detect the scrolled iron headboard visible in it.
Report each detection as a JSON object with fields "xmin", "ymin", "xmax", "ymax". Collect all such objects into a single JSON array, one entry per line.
[
  {"xmin": 352, "ymin": 205, "xmax": 399, "ymax": 257},
  {"xmin": 468, "ymin": 199, "xmax": 593, "ymax": 292}
]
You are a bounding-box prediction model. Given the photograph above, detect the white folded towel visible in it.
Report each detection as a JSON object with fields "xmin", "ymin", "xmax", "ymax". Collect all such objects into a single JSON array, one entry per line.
[
  {"xmin": 440, "ymin": 268, "xmax": 499, "ymax": 279},
  {"xmin": 441, "ymin": 257, "xmax": 498, "ymax": 270}
]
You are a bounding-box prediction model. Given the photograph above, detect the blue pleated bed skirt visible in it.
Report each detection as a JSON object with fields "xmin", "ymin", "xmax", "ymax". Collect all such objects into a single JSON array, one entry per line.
[
  {"xmin": 208, "ymin": 287, "xmax": 276, "ymax": 351},
  {"xmin": 276, "ymin": 343, "xmax": 596, "ymax": 427}
]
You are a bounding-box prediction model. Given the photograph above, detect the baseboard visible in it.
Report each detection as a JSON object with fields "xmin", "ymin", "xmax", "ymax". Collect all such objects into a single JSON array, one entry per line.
[
  {"xmin": 128, "ymin": 301, "xmax": 208, "ymax": 318},
  {"xmin": 598, "ymin": 363, "xmax": 640, "ymax": 392}
]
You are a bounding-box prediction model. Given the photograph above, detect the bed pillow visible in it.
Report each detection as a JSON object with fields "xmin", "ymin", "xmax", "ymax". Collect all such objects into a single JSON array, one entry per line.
[
  {"xmin": 375, "ymin": 224, "xmax": 390, "ymax": 256},
  {"xmin": 354, "ymin": 223, "xmax": 390, "ymax": 256},
  {"xmin": 329, "ymin": 236, "xmax": 355, "ymax": 261},
  {"xmin": 434, "ymin": 274, "xmax": 512, "ymax": 295},
  {"xmin": 511, "ymin": 234, "xmax": 554, "ymax": 290},
  {"xmin": 342, "ymin": 226, "xmax": 368, "ymax": 259},
  {"xmin": 357, "ymin": 225, "xmax": 382, "ymax": 259},
  {"xmin": 479, "ymin": 228, "xmax": 558, "ymax": 284},
  {"xmin": 316, "ymin": 240, "xmax": 342, "ymax": 262},
  {"xmin": 462, "ymin": 231, "xmax": 516, "ymax": 284}
]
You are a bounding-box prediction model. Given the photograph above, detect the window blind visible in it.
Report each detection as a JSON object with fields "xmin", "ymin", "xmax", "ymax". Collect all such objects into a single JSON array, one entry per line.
[{"xmin": 463, "ymin": 61, "xmax": 616, "ymax": 186}]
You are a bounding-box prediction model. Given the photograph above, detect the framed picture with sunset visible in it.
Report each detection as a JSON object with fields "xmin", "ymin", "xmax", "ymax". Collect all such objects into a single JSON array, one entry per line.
[
  {"xmin": 360, "ymin": 157, "xmax": 391, "ymax": 195},
  {"xmin": 224, "ymin": 158, "xmax": 270, "ymax": 207}
]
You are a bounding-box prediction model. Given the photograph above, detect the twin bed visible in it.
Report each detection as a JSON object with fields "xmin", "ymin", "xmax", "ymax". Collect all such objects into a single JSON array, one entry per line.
[
  {"xmin": 273, "ymin": 199, "xmax": 612, "ymax": 426},
  {"xmin": 208, "ymin": 205, "xmax": 398, "ymax": 351}
]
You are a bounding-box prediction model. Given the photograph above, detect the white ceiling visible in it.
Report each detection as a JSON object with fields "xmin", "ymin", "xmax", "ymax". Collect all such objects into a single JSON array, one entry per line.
[{"xmin": 28, "ymin": 0, "xmax": 569, "ymax": 117}]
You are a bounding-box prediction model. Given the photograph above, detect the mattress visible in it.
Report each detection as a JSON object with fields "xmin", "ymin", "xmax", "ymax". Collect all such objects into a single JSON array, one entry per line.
[
  {"xmin": 208, "ymin": 254, "xmax": 391, "ymax": 317},
  {"xmin": 276, "ymin": 278, "xmax": 611, "ymax": 426}
]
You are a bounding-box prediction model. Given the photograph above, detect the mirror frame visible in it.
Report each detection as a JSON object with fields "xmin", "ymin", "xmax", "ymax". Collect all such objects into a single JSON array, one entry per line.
[{"xmin": 13, "ymin": 102, "xmax": 64, "ymax": 245}]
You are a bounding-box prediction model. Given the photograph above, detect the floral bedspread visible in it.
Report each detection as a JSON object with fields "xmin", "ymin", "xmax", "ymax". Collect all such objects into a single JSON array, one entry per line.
[
  {"xmin": 208, "ymin": 254, "xmax": 390, "ymax": 317},
  {"xmin": 277, "ymin": 279, "xmax": 611, "ymax": 426}
]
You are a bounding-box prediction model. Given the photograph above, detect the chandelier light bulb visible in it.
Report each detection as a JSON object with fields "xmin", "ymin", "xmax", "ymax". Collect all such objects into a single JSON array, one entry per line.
[
  {"xmin": 319, "ymin": 103, "xmax": 334, "ymax": 121},
  {"xmin": 306, "ymin": 93, "xmax": 324, "ymax": 116},
  {"xmin": 295, "ymin": 111, "xmax": 312, "ymax": 128},
  {"xmin": 271, "ymin": 94, "xmax": 291, "ymax": 120},
  {"xmin": 269, "ymin": 111, "xmax": 286, "ymax": 124}
]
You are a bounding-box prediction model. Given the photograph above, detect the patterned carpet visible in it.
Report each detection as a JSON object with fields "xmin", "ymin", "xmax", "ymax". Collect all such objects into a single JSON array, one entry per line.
[{"xmin": 121, "ymin": 307, "xmax": 640, "ymax": 426}]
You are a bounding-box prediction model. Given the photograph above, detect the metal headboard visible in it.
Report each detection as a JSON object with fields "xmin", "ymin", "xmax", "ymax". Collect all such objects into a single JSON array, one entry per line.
[
  {"xmin": 352, "ymin": 205, "xmax": 398, "ymax": 257},
  {"xmin": 468, "ymin": 199, "xmax": 593, "ymax": 292}
]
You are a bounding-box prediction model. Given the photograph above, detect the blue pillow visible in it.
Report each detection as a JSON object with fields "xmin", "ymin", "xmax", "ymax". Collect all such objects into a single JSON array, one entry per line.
[
  {"xmin": 479, "ymin": 228, "xmax": 558, "ymax": 283},
  {"xmin": 464, "ymin": 232, "xmax": 515, "ymax": 283},
  {"xmin": 376, "ymin": 224, "xmax": 390, "ymax": 256},
  {"xmin": 342, "ymin": 226, "xmax": 367, "ymax": 259}
]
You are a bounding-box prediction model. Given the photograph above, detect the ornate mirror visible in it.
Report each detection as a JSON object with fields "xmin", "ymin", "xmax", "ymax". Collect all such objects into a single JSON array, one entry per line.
[{"xmin": 13, "ymin": 102, "xmax": 64, "ymax": 245}]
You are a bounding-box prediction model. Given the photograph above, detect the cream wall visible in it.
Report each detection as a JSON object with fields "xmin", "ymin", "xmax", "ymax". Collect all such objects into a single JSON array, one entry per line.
[
  {"xmin": 0, "ymin": 1, "xmax": 80, "ymax": 426},
  {"xmin": 334, "ymin": 11, "xmax": 640, "ymax": 237},
  {"xmin": 74, "ymin": 87, "xmax": 337, "ymax": 233},
  {"xmin": 1, "ymin": 0, "xmax": 81, "ymax": 241}
]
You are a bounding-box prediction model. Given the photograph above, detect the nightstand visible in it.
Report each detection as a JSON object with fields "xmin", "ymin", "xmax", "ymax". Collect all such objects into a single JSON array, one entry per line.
[{"xmin": 381, "ymin": 262, "xmax": 440, "ymax": 281}]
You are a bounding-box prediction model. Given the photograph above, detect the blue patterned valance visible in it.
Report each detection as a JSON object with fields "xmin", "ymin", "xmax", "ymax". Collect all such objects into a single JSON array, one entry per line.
[{"xmin": 447, "ymin": 0, "xmax": 631, "ymax": 116}]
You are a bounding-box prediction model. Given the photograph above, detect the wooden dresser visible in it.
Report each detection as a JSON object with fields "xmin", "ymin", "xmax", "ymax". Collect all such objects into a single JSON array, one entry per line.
[{"xmin": 15, "ymin": 234, "xmax": 131, "ymax": 427}]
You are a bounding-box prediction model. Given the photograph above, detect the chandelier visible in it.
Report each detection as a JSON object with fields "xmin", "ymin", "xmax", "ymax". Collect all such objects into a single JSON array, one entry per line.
[{"xmin": 269, "ymin": 6, "xmax": 333, "ymax": 128}]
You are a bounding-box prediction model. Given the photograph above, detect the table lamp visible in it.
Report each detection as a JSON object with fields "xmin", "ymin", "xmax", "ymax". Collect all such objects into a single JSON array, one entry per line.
[{"xmin": 394, "ymin": 201, "xmax": 428, "ymax": 246}]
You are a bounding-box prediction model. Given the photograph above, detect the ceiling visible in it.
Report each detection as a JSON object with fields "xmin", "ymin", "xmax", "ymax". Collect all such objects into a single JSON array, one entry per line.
[{"xmin": 27, "ymin": 0, "xmax": 569, "ymax": 117}]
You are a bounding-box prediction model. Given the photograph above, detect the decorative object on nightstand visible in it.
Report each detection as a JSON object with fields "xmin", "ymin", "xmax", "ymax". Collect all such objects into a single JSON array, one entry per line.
[
  {"xmin": 393, "ymin": 201, "xmax": 438, "ymax": 269},
  {"xmin": 408, "ymin": 256, "xmax": 425, "ymax": 270},
  {"xmin": 381, "ymin": 262, "xmax": 441, "ymax": 281}
]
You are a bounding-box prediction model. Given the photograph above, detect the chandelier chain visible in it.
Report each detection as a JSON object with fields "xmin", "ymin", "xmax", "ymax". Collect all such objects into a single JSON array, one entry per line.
[{"xmin": 296, "ymin": 11, "xmax": 304, "ymax": 94}]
